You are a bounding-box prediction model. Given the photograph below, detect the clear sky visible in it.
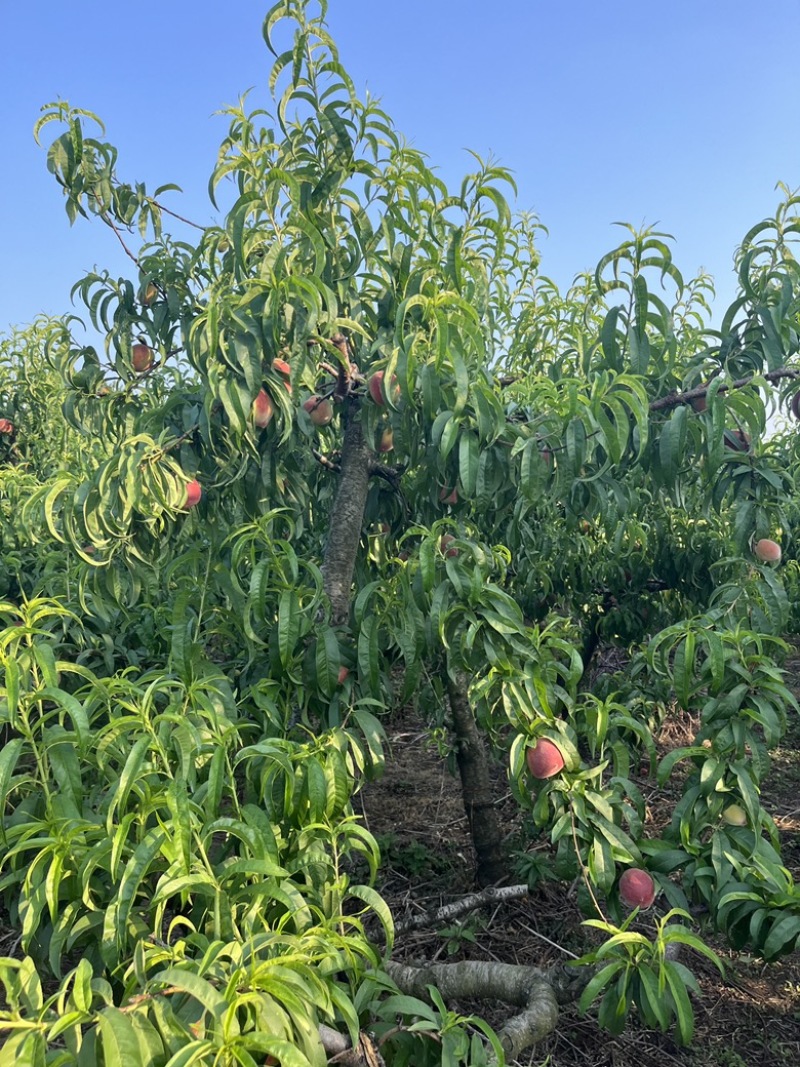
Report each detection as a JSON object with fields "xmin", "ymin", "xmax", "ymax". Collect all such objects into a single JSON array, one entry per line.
[{"xmin": 3, "ymin": 1, "xmax": 800, "ymax": 334}]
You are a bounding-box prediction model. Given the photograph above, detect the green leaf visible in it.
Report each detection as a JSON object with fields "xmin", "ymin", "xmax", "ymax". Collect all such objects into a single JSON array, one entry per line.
[
  {"xmin": 150, "ymin": 967, "xmax": 231, "ymax": 1031},
  {"xmin": 278, "ymin": 590, "xmax": 301, "ymax": 668},
  {"xmin": 314, "ymin": 626, "xmax": 340, "ymax": 697},
  {"xmin": 664, "ymin": 963, "xmax": 695, "ymax": 1045},
  {"xmin": 96, "ymin": 1007, "xmax": 144, "ymax": 1067},
  {"xmin": 357, "ymin": 616, "xmax": 380, "ymax": 694},
  {"xmin": 637, "ymin": 965, "xmax": 669, "ymax": 1030},
  {"xmin": 578, "ymin": 961, "xmax": 625, "ymax": 1013},
  {"xmin": 762, "ymin": 913, "xmax": 800, "ymax": 960},
  {"xmin": 104, "ymin": 828, "xmax": 167, "ymax": 961},
  {"xmin": 458, "ymin": 431, "xmax": 479, "ymax": 497},
  {"xmin": 346, "ymin": 883, "xmax": 394, "ymax": 950},
  {"xmin": 659, "ymin": 405, "xmax": 688, "ymax": 486},
  {"xmin": 0, "ymin": 1031, "xmax": 46, "ymax": 1067}
]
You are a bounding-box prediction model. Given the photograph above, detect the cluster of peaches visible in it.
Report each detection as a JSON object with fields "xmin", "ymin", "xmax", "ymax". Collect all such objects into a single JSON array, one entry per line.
[{"xmin": 524, "ymin": 534, "xmax": 784, "ymax": 911}]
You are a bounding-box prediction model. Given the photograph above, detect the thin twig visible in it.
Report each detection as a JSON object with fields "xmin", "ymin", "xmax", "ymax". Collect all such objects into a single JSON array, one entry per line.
[
  {"xmin": 100, "ymin": 213, "xmax": 141, "ymax": 269},
  {"xmin": 144, "ymin": 196, "xmax": 206, "ymax": 231},
  {"xmin": 312, "ymin": 448, "xmax": 341, "ymax": 473},
  {"xmin": 569, "ymin": 804, "xmax": 608, "ymax": 922}
]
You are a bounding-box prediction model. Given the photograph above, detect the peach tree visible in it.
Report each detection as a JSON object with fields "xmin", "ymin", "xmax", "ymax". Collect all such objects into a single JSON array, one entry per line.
[{"xmin": 1, "ymin": 1, "xmax": 800, "ymax": 1061}]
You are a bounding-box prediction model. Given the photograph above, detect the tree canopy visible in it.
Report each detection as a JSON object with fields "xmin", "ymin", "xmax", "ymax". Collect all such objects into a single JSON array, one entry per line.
[{"xmin": 1, "ymin": 2, "xmax": 800, "ymax": 1063}]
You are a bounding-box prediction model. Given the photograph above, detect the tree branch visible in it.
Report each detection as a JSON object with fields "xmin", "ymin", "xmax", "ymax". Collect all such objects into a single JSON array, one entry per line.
[
  {"xmin": 320, "ymin": 1024, "xmax": 386, "ymax": 1066},
  {"xmin": 649, "ymin": 367, "xmax": 799, "ymax": 412},
  {"xmin": 395, "ymin": 883, "xmax": 531, "ymax": 934},
  {"xmin": 384, "ymin": 960, "xmax": 560, "ymax": 1060}
]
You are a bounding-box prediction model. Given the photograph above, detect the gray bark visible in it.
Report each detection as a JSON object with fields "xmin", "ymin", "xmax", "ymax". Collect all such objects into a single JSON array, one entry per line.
[
  {"xmin": 322, "ymin": 398, "xmax": 373, "ymax": 625},
  {"xmin": 447, "ymin": 671, "xmax": 507, "ymax": 887}
]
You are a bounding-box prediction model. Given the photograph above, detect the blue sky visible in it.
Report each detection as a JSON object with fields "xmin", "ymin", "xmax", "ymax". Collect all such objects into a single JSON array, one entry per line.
[{"xmin": 3, "ymin": 1, "xmax": 800, "ymax": 334}]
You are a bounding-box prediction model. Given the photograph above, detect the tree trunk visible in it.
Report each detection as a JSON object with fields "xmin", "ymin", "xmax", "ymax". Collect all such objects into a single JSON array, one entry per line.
[
  {"xmin": 446, "ymin": 671, "xmax": 507, "ymax": 886},
  {"xmin": 322, "ymin": 398, "xmax": 372, "ymax": 625}
]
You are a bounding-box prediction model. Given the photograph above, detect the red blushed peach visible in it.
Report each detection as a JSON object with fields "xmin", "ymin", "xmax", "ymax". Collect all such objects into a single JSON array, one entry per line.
[
  {"xmin": 303, "ymin": 396, "xmax": 333, "ymax": 426},
  {"xmin": 252, "ymin": 389, "xmax": 274, "ymax": 429},
  {"xmin": 368, "ymin": 371, "xmax": 386, "ymax": 405},
  {"xmin": 368, "ymin": 370, "xmax": 399, "ymax": 406},
  {"xmin": 526, "ymin": 738, "xmax": 565, "ymax": 779},
  {"xmin": 183, "ymin": 479, "xmax": 202, "ymax": 510},
  {"xmin": 337, "ymin": 666, "xmax": 350, "ymax": 685},
  {"xmin": 132, "ymin": 343, "xmax": 153, "ymax": 373},
  {"xmin": 754, "ymin": 538, "xmax": 781, "ymax": 563},
  {"xmin": 619, "ymin": 868, "xmax": 656, "ymax": 910},
  {"xmin": 440, "ymin": 533, "xmax": 458, "ymax": 558}
]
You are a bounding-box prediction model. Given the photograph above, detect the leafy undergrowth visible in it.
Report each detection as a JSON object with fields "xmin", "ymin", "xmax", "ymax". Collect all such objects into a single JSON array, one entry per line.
[
  {"xmin": 355, "ymin": 651, "xmax": 800, "ymax": 1067},
  {"xmin": 1, "ymin": 644, "xmax": 797, "ymax": 1064}
]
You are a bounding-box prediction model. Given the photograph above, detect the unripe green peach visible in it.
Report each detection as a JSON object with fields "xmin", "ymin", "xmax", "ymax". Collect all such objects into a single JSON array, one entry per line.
[
  {"xmin": 378, "ymin": 427, "xmax": 394, "ymax": 453},
  {"xmin": 722, "ymin": 803, "xmax": 747, "ymax": 827}
]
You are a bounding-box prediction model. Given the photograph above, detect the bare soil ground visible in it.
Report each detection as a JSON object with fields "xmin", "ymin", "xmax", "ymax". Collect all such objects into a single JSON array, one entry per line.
[{"xmin": 357, "ymin": 653, "xmax": 800, "ymax": 1067}]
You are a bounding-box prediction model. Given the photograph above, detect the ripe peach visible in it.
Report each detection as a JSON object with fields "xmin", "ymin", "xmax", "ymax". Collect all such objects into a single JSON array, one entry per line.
[
  {"xmin": 754, "ymin": 538, "xmax": 781, "ymax": 563},
  {"xmin": 619, "ymin": 868, "xmax": 656, "ymax": 910},
  {"xmin": 367, "ymin": 371, "xmax": 399, "ymax": 406},
  {"xmin": 440, "ymin": 533, "xmax": 458, "ymax": 559},
  {"xmin": 303, "ymin": 396, "xmax": 333, "ymax": 426},
  {"xmin": 439, "ymin": 486, "xmax": 458, "ymax": 505},
  {"xmin": 526, "ymin": 738, "xmax": 565, "ymax": 780},
  {"xmin": 132, "ymin": 343, "xmax": 153, "ymax": 373},
  {"xmin": 0, "ymin": 419, "xmax": 14, "ymax": 435},
  {"xmin": 275, "ymin": 360, "xmax": 292, "ymax": 394},
  {"xmin": 368, "ymin": 371, "xmax": 386, "ymax": 406},
  {"xmin": 183, "ymin": 479, "xmax": 202, "ymax": 510},
  {"xmin": 337, "ymin": 666, "xmax": 350, "ymax": 685},
  {"xmin": 253, "ymin": 389, "xmax": 274, "ymax": 429}
]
